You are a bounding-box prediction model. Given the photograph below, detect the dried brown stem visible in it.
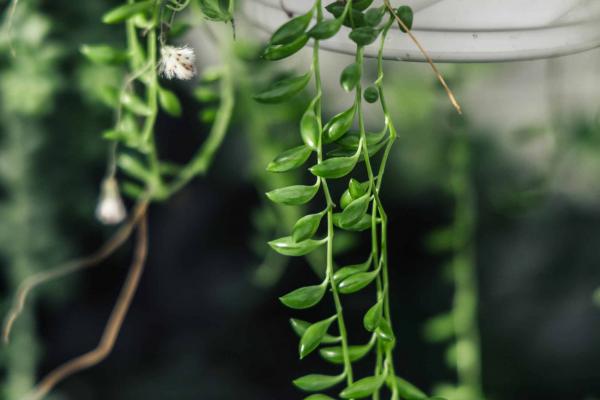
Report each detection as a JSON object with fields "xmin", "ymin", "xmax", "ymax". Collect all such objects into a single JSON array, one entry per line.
[
  {"xmin": 22, "ymin": 214, "xmax": 149, "ymax": 400},
  {"xmin": 2, "ymin": 200, "xmax": 149, "ymax": 344},
  {"xmin": 383, "ymin": 0, "xmax": 462, "ymax": 115}
]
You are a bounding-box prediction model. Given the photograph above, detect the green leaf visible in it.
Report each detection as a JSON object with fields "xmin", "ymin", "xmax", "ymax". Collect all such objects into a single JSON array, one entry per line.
[
  {"xmin": 267, "ymin": 145, "xmax": 312, "ymax": 173},
  {"xmin": 333, "ymin": 258, "xmax": 371, "ymax": 284},
  {"xmin": 263, "ymin": 34, "xmax": 309, "ymax": 61},
  {"xmin": 305, "ymin": 395, "xmax": 336, "ymax": 400},
  {"xmin": 301, "ymin": 97, "xmax": 321, "ymax": 150},
  {"xmin": 363, "ymin": 86, "xmax": 379, "ymax": 103},
  {"xmin": 121, "ymin": 92, "xmax": 152, "ymax": 116},
  {"xmin": 293, "ymin": 211, "xmax": 325, "ymax": 242},
  {"xmin": 340, "ymin": 63, "xmax": 360, "ymax": 92},
  {"xmin": 310, "ymin": 155, "xmax": 358, "ymax": 179},
  {"xmin": 294, "ymin": 373, "xmax": 345, "ymax": 392},
  {"xmin": 319, "ymin": 343, "xmax": 372, "ymax": 364},
  {"xmin": 280, "ymin": 283, "xmax": 327, "ymax": 309},
  {"xmin": 376, "ymin": 319, "xmax": 395, "ymax": 343},
  {"xmin": 349, "ymin": 27, "xmax": 381, "ymax": 46},
  {"xmin": 352, "ymin": 0, "xmax": 374, "ymax": 11},
  {"xmin": 299, "ymin": 315, "xmax": 337, "ymax": 359},
  {"xmin": 197, "ymin": 0, "xmax": 232, "ymax": 21},
  {"xmin": 396, "ymin": 6, "xmax": 414, "ymax": 32},
  {"xmin": 307, "ymin": 19, "xmax": 342, "ymax": 40},
  {"xmin": 365, "ymin": 6, "xmax": 385, "ymax": 27},
  {"xmin": 254, "ymin": 72, "xmax": 312, "ymax": 104},
  {"xmin": 80, "ymin": 44, "xmax": 128, "ymax": 64},
  {"xmin": 389, "ymin": 376, "xmax": 427, "ymax": 400},
  {"xmin": 158, "ymin": 88, "xmax": 182, "ymax": 117},
  {"xmin": 325, "ymin": 3, "xmax": 366, "ymax": 28},
  {"xmin": 118, "ymin": 154, "xmax": 151, "ymax": 182},
  {"xmin": 363, "ymin": 300, "xmax": 383, "ymax": 332},
  {"xmin": 266, "ymin": 181, "xmax": 319, "ymax": 205},
  {"xmin": 349, "ymin": 178, "xmax": 369, "ymax": 199},
  {"xmin": 423, "ymin": 313, "xmax": 454, "ymax": 343},
  {"xmin": 340, "ymin": 189, "xmax": 353, "ymax": 210},
  {"xmin": 337, "ymin": 128, "xmax": 387, "ymax": 150},
  {"xmin": 271, "ymin": 11, "xmax": 313, "ymax": 45},
  {"xmin": 324, "ymin": 106, "xmax": 355, "ymax": 143},
  {"xmin": 269, "ymin": 237, "xmax": 325, "ymax": 257},
  {"xmin": 339, "ymin": 193, "xmax": 370, "ymax": 228},
  {"xmin": 102, "ymin": 1, "xmax": 153, "ymax": 24},
  {"xmin": 338, "ymin": 270, "xmax": 379, "ymax": 294},
  {"xmin": 340, "ymin": 375, "xmax": 385, "ymax": 399},
  {"xmin": 333, "ymin": 213, "xmax": 372, "ymax": 232},
  {"xmin": 289, "ymin": 319, "xmax": 340, "ymax": 344}
]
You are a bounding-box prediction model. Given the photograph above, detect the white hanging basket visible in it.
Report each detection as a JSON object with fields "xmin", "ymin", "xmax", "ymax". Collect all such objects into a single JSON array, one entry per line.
[{"xmin": 243, "ymin": 0, "xmax": 600, "ymax": 62}]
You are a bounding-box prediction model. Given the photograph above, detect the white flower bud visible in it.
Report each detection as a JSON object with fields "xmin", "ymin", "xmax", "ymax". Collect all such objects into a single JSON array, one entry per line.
[
  {"xmin": 96, "ymin": 177, "xmax": 127, "ymax": 225},
  {"xmin": 158, "ymin": 45, "xmax": 197, "ymax": 80}
]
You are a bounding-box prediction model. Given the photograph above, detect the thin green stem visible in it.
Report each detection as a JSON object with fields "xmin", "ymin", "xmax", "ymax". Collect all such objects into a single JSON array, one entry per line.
[{"xmin": 314, "ymin": 0, "xmax": 354, "ymax": 386}]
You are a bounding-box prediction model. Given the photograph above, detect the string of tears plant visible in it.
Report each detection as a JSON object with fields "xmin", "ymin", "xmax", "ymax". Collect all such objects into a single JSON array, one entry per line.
[
  {"xmin": 2, "ymin": 1, "xmax": 234, "ymax": 398},
  {"xmin": 257, "ymin": 0, "xmax": 460, "ymax": 398}
]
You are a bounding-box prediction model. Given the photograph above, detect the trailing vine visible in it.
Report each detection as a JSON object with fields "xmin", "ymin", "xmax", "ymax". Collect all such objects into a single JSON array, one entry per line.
[
  {"xmin": 2, "ymin": 1, "xmax": 236, "ymax": 398},
  {"xmin": 257, "ymin": 1, "xmax": 458, "ymax": 398}
]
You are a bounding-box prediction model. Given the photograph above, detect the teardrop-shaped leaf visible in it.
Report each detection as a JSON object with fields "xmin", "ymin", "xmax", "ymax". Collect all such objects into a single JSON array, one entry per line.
[
  {"xmin": 396, "ymin": 6, "xmax": 414, "ymax": 32},
  {"xmin": 333, "ymin": 258, "xmax": 371, "ymax": 284},
  {"xmin": 340, "ymin": 189, "xmax": 353, "ymax": 210},
  {"xmin": 325, "ymin": 3, "xmax": 366, "ymax": 28},
  {"xmin": 363, "ymin": 86, "xmax": 379, "ymax": 103},
  {"xmin": 280, "ymin": 282, "xmax": 327, "ymax": 309},
  {"xmin": 376, "ymin": 319, "xmax": 395, "ymax": 343},
  {"xmin": 293, "ymin": 212, "xmax": 325, "ymax": 242},
  {"xmin": 364, "ymin": 6, "xmax": 385, "ymax": 27},
  {"xmin": 263, "ymin": 34, "xmax": 309, "ymax": 61},
  {"xmin": 269, "ymin": 236, "xmax": 325, "ymax": 257},
  {"xmin": 267, "ymin": 145, "xmax": 312, "ymax": 173},
  {"xmin": 349, "ymin": 26, "xmax": 381, "ymax": 46},
  {"xmin": 197, "ymin": 0, "xmax": 232, "ymax": 22},
  {"xmin": 271, "ymin": 11, "xmax": 313, "ymax": 45},
  {"xmin": 319, "ymin": 343, "xmax": 372, "ymax": 364},
  {"xmin": 158, "ymin": 88, "xmax": 182, "ymax": 117},
  {"xmin": 337, "ymin": 128, "xmax": 387, "ymax": 150},
  {"xmin": 102, "ymin": 1, "xmax": 153, "ymax": 24},
  {"xmin": 301, "ymin": 97, "xmax": 321, "ymax": 150},
  {"xmin": 289, "ymin": 319, "xmax": 340, "ymax": 344},
  {"xmin": 363, "ymin": 300, "xmax": 383, "ymax": 332},
  {"xmin": 300, "ymin": 315, "xmax": 337, "ymax": 359},
  {"xmin": 266, "ymin": 181, "xmax": 319, "ymax": 205},
  {"xmin": 324, "ymin": 106, "xmax": 355, "ymax": 143},
  {"xmin": 333, "ymin": 212, "xmax": 372, "ymax": 232},
  {"xmin": 310, "ymin": 155, "xmax": 357, "ymax": 179},
  {"xmin": 390, "ymin": 376, "xmax": 427, "ymax": 400},
  {"xmin": 307, "ymin": 19, "xmax": 342, "ymax": 40},
  {"xmin": 338, "ymin": 270, "xmax": 379, "ymax": 294},
  {"xmin": 349, "ymin": 179, "xmax": 369, "ymax": 199},
  {"xmin": 340, "ymin": 375, "xmax": 385, "ymax": 399},
  {"xmin": 294, "ymin": 373, "xmax": 345, "ymax": 392},
  {"xmin": 80, "ymin": 44, "xmax": 128, "ymax": 64},
  {"xmin": 340, "ymin": 63, "xmax": 360, "ymax": 92},
  {"xmin": 254, "ymin": 72, "xmax": 311, "ymax": 104},
  {"xmin": 121, "ymin": 92, "xmax": 152, "ymax": 116},
  {"xmin": 339, "ymin": 193, "xmax": 370, "ymax": 227},
  {"xmin": 305, "ymin": 395, "xmax": 336, "ymax": 400},
  {"xmin": 118, "ymin": 154, "xmax": 151, "ymax": 182}
]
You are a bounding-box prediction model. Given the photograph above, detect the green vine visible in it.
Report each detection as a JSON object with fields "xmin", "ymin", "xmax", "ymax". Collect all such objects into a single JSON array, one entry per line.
[{"xmin": 257, "ymin": 1, "xmax": 451, "ymax": 398}]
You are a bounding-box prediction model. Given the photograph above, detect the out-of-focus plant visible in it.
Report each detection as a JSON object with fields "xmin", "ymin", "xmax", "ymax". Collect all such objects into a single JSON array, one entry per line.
[
  {"xmin": 256, "ymin": 0, "xmax": 459, "ymax": 398},
  {"xmin": 2, "ymin": 1, "xmax": 237, "ymax": 398},
  {"xmin": 0, "ymin": 2, "xmax": 64, "ymax": 399},
  {"xmin": 425, "ymin": 113, "xmax": 484, "ymax": 400}
]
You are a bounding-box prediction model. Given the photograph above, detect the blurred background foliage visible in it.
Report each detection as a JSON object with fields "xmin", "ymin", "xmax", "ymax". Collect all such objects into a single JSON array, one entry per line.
[{"xmin": 1, "ymin": 1, "xmax": 600, "ymax": 399}]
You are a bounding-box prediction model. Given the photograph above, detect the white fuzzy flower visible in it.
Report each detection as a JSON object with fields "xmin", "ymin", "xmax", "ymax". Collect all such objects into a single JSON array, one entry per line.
[
  {"xmin": 95, "ymin": 177, "xmax": 127, "ymax": 225},
  {"xmin": 158, "ymin": 45, "xmax": 196, "ymax": 80}
]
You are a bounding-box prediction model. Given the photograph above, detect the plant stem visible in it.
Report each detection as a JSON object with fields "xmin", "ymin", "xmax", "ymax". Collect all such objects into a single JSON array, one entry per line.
[{"xmin": 313, "ymin": 0, "xmax": 354, "ymax": 385}]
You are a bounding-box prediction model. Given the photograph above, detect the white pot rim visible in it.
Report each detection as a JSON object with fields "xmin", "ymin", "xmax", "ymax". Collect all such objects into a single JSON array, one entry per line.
[{"xmin": 244, "ymin": 0, "xmax": 600, "ymax": 62}]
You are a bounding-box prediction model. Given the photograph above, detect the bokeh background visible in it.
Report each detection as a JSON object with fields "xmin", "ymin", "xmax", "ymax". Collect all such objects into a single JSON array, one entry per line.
[{"xmin": 1, "ymin": 1, "xmax": 600, "ymax": 400}]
